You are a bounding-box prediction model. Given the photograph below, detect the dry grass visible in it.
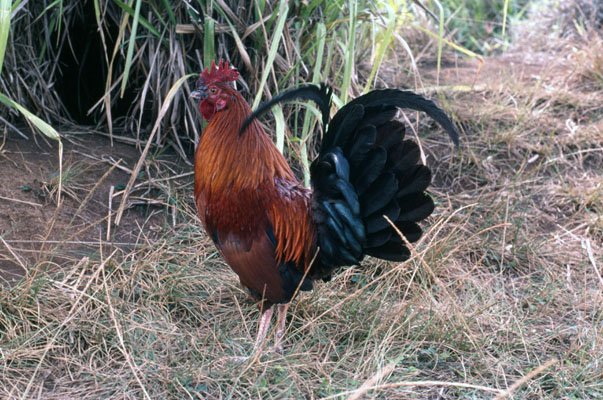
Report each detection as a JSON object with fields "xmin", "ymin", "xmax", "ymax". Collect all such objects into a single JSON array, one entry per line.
[{"xmin": 2, "ymin": 2, "xmax": 603, "ymax": 399}]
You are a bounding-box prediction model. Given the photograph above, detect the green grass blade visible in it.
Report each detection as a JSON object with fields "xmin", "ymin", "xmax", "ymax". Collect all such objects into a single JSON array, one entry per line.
[
  {"xmin": 113, "ymin": 0, "xmax": 161, "ymax": 38},
  {"xmin": 248, "ymin": 0, "xmax": 288, "ymax": 156},
  {"xmin": 311, "ymin": 23, "xmax": 327, "ymax": 85},
  {"xmin": 145, "ymin": 2, "xmax": 168, "ymax": 31},
  {"xmin": 120, "ymin": 0, "xmax": 142, "ymax": 98},
  {"xmin": 434, "ymin": 0, "xmax": 444, "ymax": 85},
  {"xmin": 341, "ymin": 0, "xmax": 358, "ymax": 103},
  {"xmin": 93, "ymin": 0, "xmax": 100, "ymax": 24},
  {"xmin": 55, "ymin": 0, "xmax": 63, "ymax": 46},
  {"xmin": 203, "ymin": 18, "xmax": 215, "ymax": 69},
  {"xmin": 0, "ymin": 92, "xmax": 63, "ymax": 204},
  {"xmin": 331, "ymin": 91, "xmax": 343, "ymax": 109},
  {"xmin": 299, "ymin": 22, "xmax": 327, "ymax": 186},
  {"xmin": 0, "ymin": 93, "xmax": 60, "ymax": 141},
  {"xmin": 273, "ymin": 105, "xmax": 285, "ymax": 154},
  {"xmin": 362, "ymin": 4, "xmax": 396, "ymax": 93},
  {"xmin": 34, "ymin": 0, "xmax": 60, "ymax": 22},
  {"xmin": 502, "ymin": 0, "xmax": 509, "ymax": 48},
  {"xmin": 160, "ymin": 0, "xmax": 176, "ymax": 26},
  {"xmin": 251, "ymin": 0, "xmax": 289, "ymax": 109},
  {"xmin": 10, "ymin": 0, "xmax": 24, "ymax": 12},
  {"xmin": 0, "ymin": 0, "xmax": 10, "ymax": 75}
]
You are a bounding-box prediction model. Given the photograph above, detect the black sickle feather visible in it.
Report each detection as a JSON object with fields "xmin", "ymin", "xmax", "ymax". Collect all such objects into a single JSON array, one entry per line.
[
  {"xmin": 324, "ymin": 89, "xmax": 459, "ymax": 149},
  {"xmin": 239, "ymin": 84, "xmax": 333, "ymax": 135}
]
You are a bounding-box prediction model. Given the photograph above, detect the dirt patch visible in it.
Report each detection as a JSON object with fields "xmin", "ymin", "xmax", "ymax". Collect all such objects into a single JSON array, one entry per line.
[
  {"xmin": 419, "ymin": 51, "xmax": 573, "ymax": 89},
  {"xmin": 0, "ymin": 132, "xmax": 190, "ymax": 282}
]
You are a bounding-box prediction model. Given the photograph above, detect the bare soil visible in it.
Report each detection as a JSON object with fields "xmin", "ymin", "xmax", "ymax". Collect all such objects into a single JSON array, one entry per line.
[{"xmin": 0, "ymin": 133, "xmax": 185, "ymax": 282}]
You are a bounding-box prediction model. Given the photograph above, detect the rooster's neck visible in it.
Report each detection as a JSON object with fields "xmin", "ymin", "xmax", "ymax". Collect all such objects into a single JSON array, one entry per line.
[{"xmin": 194, "ymin": 91, "xmax": 295, "ymax": 195}]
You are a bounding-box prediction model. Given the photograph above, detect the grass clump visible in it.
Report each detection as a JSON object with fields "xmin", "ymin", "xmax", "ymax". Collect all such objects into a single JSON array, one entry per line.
[{"xmin": 439, "ymin": 0, "xmax": 531, "ymax": 53}]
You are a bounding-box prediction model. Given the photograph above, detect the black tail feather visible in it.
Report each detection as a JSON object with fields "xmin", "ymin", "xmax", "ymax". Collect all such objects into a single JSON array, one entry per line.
[
  {"xmin": 397, "ymin": 193, "xmax": 435, "ymax": 222},
  {"xmin": 345, "ymin": 126, "xmax": 377, "ymax": 166},
  {"xmin": 365, "ymin": 241, "xmax": 411, "ymax": 261},
  {"xmin": 391, "ymin": 221, "xmax": 423, "ymax": 243},
  {"xmin": 364, "ymin": 229, "xmax": 392, "ymax": 248},
  {"xmin": 396, "ymin": 166, "xmax": 432, "ymax": 198},
  {"xmin": 364, "ymin": 200, "xmax": 400, "ymax": 234},
  {"xmin": 389, "ymin": 141, "xmax": 420, "ymax": 175},
  {"xmin": 323, "ymin": 89, "xmax": 459, "ymax": 150},
  {"xmin": 306, "ymin": 87, "xmax": 457, "ymax": 279},
  {"xmin": 359, "ymin": 173, "xmax": 398, "ymax": 217},
  {"xmin": 239, "ymin": 84, "xmax": 332, "ymax": 136},
  {"xmin": 352, "ymin": 147, "xmax": 387, "ymax": 196}
]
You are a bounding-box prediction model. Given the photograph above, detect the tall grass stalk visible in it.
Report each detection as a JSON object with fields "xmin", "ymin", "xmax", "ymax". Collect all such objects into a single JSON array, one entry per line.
[
  {"xmin": 55, "ymin": 0, "xmax": 64, "ymax": 46},
  {"xmin": 120, "ymin": 0, "xmax": 143, "ymax": 97},
  {"xmin": 203, "ymin": 18, "xmax": 215, "ymax": 69},
  {"xmin": 502, "ymin": 0, "xmax": 510, "ymax": 46},
  {"xmin": 246, "ymin": 0, "xmax": 288, "ymax": 154},
  {"xmin": 0, "ymin": 0, "xmax": 9, "ymax": 74},
  {"xmin": 103, "ymin": 2, "xmax": 132, "ymax": 136},
  {"xmin": 341, "ymin": 0, "xmax": 359, "ymax": 103},
  {"xmin": 434, "ymin": 0, "xmax": 445, "ymax": 85},
  {"xmin": 362, "ymin": 4, "xmax": 396, "ymax": 93},
  {"xmin": 251, "ymin": 0, "xmax": 288, "ymax": 109},
  {"xmin": 299, "ymin": 22, "xmax": 327, "ymax": 185}
]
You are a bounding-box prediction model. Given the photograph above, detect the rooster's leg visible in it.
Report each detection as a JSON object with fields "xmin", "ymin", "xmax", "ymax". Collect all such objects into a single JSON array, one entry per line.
[
  {"xmin": 253, "ymin": 305, "xmax": 274, "ymax": 351},
  {"xmin": 274, "ymin": 303, "xmax": 289, "ymax": 352}
]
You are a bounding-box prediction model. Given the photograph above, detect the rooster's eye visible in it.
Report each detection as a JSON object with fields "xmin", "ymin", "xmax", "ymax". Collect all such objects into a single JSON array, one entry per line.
[{"xmin": 210, "ymin": 87, "xmax": 217, "ymax": 94}]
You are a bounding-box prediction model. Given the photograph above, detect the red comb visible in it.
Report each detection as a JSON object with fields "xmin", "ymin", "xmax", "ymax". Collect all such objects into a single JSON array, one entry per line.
[{"xmin": 198, "ymin": 59, "xmax": 239, "ymax": 86}]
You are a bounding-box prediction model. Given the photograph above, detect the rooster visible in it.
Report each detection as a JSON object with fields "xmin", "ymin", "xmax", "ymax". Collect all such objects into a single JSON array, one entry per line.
[{"xmin": 190, "ymin": 60, "xmax": 458, "ymax": 352}]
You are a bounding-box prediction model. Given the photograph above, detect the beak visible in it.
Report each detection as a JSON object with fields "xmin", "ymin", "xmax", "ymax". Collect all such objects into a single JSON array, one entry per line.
[{"xmin": 190, "ymin": 89, "xmax": 207, "ymax": 101}]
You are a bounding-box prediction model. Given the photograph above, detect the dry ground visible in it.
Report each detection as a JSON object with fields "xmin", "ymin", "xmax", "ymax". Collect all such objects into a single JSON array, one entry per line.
[
  {"xmin": 0, "ymin": 43, "xmax": 602, "ymax": 399},
  {"xmin": 0, "ymin": 134, "xmax": 174, "ymax": 281}
]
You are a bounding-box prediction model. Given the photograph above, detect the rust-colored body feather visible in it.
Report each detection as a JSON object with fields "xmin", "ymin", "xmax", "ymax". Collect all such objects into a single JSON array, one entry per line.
[{"xmin": 194, "ymin": 87, "xmax": 315, "ymax": 306}]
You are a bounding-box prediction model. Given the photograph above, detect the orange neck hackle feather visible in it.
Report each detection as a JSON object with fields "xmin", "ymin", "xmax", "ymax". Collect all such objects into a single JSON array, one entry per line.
[
  {"xmin": 195, "ymin": 88, "xmax": 293, "ymax": 193},
  {"xmin": 194, "ymin": 88, "xmax": 315, "ymax": 266}
]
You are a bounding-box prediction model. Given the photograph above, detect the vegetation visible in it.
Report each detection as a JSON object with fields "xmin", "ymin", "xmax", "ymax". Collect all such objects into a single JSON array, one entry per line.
[
  {"xmin": 0, "ymin": 0, "xmax": 601, "ymax": 398},
  {"xmin": 439, "ymin": 0, "xmax": 530, "ymax": 53}
]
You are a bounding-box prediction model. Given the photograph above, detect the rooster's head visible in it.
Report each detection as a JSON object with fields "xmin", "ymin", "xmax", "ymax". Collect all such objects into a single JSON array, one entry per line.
[{"xmin": 191, "ymin": 59, "xmax": 239, "ymax": 121}]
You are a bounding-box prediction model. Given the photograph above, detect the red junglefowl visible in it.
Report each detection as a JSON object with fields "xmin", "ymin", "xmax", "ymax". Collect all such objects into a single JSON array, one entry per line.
[{"xmin": 190, "ymin": 59, "xmax": 458, "ymax": 352}]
